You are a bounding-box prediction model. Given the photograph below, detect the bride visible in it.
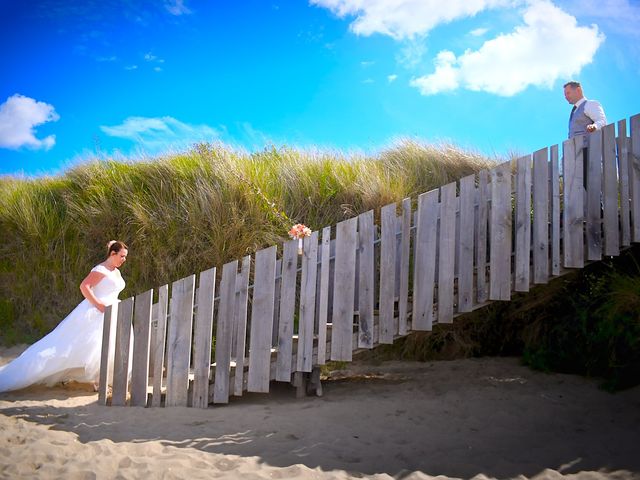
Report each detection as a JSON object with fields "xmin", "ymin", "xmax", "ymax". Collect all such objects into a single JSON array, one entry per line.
[{"xmin": 0, "ymin": 240, "xmax": 128, "ymax": 392}]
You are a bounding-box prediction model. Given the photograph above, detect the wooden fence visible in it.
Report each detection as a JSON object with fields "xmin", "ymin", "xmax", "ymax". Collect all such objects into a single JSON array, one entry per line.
[{"xmin": 98, "ymin": 113, "xmax": 640, "ymax": 408}]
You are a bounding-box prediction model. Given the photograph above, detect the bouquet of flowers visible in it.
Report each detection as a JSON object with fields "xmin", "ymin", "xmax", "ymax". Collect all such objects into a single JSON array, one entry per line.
[{"xmin": 288, "ymin": 223, "xmax": 312, "ymax": 254}]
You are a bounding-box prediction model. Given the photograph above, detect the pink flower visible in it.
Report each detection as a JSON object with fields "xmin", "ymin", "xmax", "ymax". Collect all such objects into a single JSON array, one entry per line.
[{"xmin": 288, "ymin": 223, "xmax": 312, "ymax": 239}]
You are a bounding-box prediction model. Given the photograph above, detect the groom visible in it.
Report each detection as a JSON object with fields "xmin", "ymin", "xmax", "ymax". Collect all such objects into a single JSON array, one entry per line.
[{"xmin": 563, "ymin": 81, "xmax": 607, "ymax": 188}]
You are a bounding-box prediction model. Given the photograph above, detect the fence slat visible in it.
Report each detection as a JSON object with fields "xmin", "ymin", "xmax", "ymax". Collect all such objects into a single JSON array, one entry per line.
[
  {"xmin": 515, "ymin": 155, "xmax": 532, "ymax": 292},
  {"xmin": 112, "ymin": 297, "xmax": 134, "ymax": 406},
  {"xmin": 490, "ymin": 162, "xmax": 512, "ymax": 300},
  {"xmin": 165, "ymin": 275, "xmax": 195, "ymax": 407},
  {"xmin": 151, "ymin": 285, "xmax": 168, "ymax": 407},
  {"xmin": 357, "ymin": 211, "xmax": 375, "ymax": 348},
  {"xmin": 413, "ymin": 189, "xmax": 438, "ymax": 330},
  {"xmin": 602, "ymin": 124, "xmax": 620, "ymax": 256},
  {"xmin": 272, "ymin": 259, "xmax": 282, "ymax": 349},
  {"xmin": 233, "ymin": 255, "xmax": 251, "ymax": 396},
  {"xmin": 331, "ymin": 217, "xmax": 358, "ymax": 361},
  {"xmin": 247, "ymin": 246, "xmax": 277, "ymax": 392},
  {"xmin": 618, "ymin": 119, "xmax": 631, "ymax": 247},
  {"xmin": 550, "ymin": 145, "xmax": 561, "ymax": 276},
  {"xmin": 213, "ymin": 261, "xmax": 237, "ymax": 404},
  {"xmin": 630, "ymin": 114, "xmax": 640, "ymax": 242},
  {"xmin": 438, "ymin": 182, "xmax": 456, "ymax": 323},
  {"xmin": 379, "ymin": 203, "xmax": 397, "ymax": 343},
  {"xmin": 275, "ymin": 240, "xmax": 298, "ymax": 382},
  {"xmin": 398, "ymin": 198, "xmax": 412, "ymax": 335},
  {"xmin": 316, "ymin": 227, "xmax": 331, "ymax": 365},
  {"xmin": 297, "ymin": 232, "xmax": 318, "ymax": 372},
  {"xmin": 192, "ymin": 267, "xmax": 216, "ymax": 408},
  {"xmin": 98, "ymin": 303, "xmax": 118, "ymax": 406},
  {"xmin": 457, "ymin": 175, "xmax": 474, "ymax": 313},
  {"xmin": 532, "ymin": 148, "xmax": 549, "ymax": 284},
  {"xmin": 131, "ymin": 289, "xmax": 153, "ymax": 407},
  {"xmin": 563, "ymin": 137, "xmax": 585, "ymax": 268},
  {"xmin": 586, "ymin": 130, "xmax": 603, "ymax": 261},
  {"xmin": 476, "ymin": 170, "xmax": 489, "ymax": 303}
]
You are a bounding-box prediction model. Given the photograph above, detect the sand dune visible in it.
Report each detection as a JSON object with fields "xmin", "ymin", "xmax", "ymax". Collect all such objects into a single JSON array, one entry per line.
[{"xmin": 1, "ymin": 350, "xmax": 639, "ymax": 480}]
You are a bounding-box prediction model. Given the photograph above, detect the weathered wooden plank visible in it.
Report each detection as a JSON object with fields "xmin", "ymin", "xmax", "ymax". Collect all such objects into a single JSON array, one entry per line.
[
  {"xmin": 275, "ymin": 240, "xmax": 298, "ymax": 382},
  {"xmin": 476, "ymin": 170, "xmax": 489, "ymax": 303},
  {"xmin": 550, "ymin": 145, "xmax": 561, "ymax": 276},
  {"xmin": 165, "ymin": 275, "xmax": 195, "ymax": 407},
  {"xmin": 514, "ymin": 155, "xmax": 532, "ymax": 292},
  {"xmin": 214, "ymin": 261, "xmax": 237, "ymax": 404},
  {"xmin": 151, "ymin": 284, "xmax": 168, "ymax": 407},
  {"xmin": 413, "ymin": 189, "xmax": 438, "ymax": 330},
  {"xmin": 233, "ymin": 255, "xmax": 251, "ymax": 396},
  {"xmin": 489, "ymin": 162, "xmax": 512, "ymax": 300},
  {"xmin": 247, "ymin": 246, "xmax": 277, "ymax": 392},
  {"xmin": 98, "ymin": 303, "xmax": 118, "ymax": 406},
  {"xmin": 357, "ymin": 211, "xmax": 375, "ymax": 348},
  {"xmin": 532, "ymin": 148, "xmax": 549, "ymax": 284},
  {"xmin": 331, "ymin": 217, "xmax": 358, "ymax": 361},
  {"xmin": 438, "ymin": 182, "xmax": 456, "ymax": 323},
  {"xmin": 131, "ymin": 289, "xmax": 153, "ymax": 407},
  {"xmin": 457, "ymin": 175, "xmax": 474, "ymax": 313},
  {"xmin": 586, "ymin": 129, "xmax": 603, "ymax": 261},
  {"xmin": 192, "ymin": 267, "xmax": 216, "ymax": 408},
  {"xmin": 602, "ymin": 123, "xmax": 620, "ymax": 256},
  {"xmin": 272, "ymin": 259, "xmax": 282, "ymax": 349},
  {"xmin": 630, "ymin": 114, "xmax": 640, "ymax": 242},
  {"xmin": 112, "ymin": 297, "xmax": 134, "ymax": 407},
  {"xmin": 379, "ymin": 203, "xmax": 397, "ymax": 343},
  {"xmin": 316, "ymin": 226, "xmax": 331, "ymax": 365},
  {"xmin": 562, "ymin": 137, "xmax": 585, "ymax": 268},
  {"xmin": 398, "ymin": 198, "xmax": 412, "ymax": 335},
  {"xmin": 148, "ymin": 304, "xmax": 157, "ymax": 376},
  {"xmin": 297, "ymin": 231, "xmax": 318, "ymax": 372},
  {"xmin": 618, "ymin": 119, "xmax": 631, "ymax": 247}
]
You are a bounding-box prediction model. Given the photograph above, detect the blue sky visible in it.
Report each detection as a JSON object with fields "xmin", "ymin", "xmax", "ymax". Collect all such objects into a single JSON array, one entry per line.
[{"xmin": 1, "ymin": 0, "xmax": 639, "ymax": 177}]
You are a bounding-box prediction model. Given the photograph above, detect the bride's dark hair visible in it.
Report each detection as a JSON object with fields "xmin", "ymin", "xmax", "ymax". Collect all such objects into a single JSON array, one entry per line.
[{"xmin": 107, "ymin": 240, "xmax": 128, "ymax": 255}]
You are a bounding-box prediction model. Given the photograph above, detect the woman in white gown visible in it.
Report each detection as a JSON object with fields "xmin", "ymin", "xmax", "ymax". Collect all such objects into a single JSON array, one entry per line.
[{"xmin": 0, "ymin": 241, "xmax": 128, "ymax": 392}]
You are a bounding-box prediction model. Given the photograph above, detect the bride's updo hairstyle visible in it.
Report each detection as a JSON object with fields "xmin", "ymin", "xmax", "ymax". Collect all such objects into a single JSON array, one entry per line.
[{"xmin": 107, "ymin": 240, "xmax": 128, "ymax": 256}]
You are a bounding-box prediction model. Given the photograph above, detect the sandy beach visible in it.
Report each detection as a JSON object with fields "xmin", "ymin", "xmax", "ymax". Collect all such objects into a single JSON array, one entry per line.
[{"xmin": 1, "ymin": 346, "xmax": 639, "ymax": 480}]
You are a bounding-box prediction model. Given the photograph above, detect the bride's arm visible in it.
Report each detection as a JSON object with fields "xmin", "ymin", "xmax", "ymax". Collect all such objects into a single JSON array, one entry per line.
[{"xmin": 80, "ymin": 271, "xmax": 107, "ymax": 312}]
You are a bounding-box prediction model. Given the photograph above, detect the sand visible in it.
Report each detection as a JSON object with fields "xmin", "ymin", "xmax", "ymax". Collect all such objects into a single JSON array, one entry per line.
[{"xmin": 1, "ymin": 346, "xmax": 639, "ymax": 480}]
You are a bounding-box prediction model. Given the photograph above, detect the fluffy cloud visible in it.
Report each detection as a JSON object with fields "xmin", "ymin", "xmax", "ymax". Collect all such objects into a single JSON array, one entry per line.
[
  {"xmin": 101, "ymin": 116, "xmax": 219, "ymax": 152},
  {"xmin": 0, "ymin": 94, "xmax": 59, "ymax": 150},
  {"xmin": 165, "ymin": 0, "xmax": 191, "ymax": 16},
  {"xmin": 310, "ymin": 0, "xmax": 514, "ymax": 40},
  {"xmin": 411, "ymin": 0, "xmax": 605, "ymax": 96}
]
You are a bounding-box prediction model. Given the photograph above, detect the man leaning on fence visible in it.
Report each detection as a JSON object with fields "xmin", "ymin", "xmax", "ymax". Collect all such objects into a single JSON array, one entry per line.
[{"xmin": 564, "ymin": 81, "xmax": 607, "ymax": 188}]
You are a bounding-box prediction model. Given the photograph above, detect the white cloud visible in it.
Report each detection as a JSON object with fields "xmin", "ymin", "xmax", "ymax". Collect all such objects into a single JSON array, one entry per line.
[
  {"xmin": 411, "ymin": 0, "xmax": 605, "ymax": 96},
  {"xmin": 470, "ymin": 27, "xmax": 489, "ymax": 36},
  {"xmin": 310, "ymin": 0, "xmax": 515, "ymax": 40},
  {"xmin": 396, "ymin": 38, "xmax": 428, "ymax": 70},
  {"xmin": 388, "ymin": 74, "xmax": 398, "ymax": 82},
  {"xmin": 101, "ymin": 116, "xmax": 219, "ymax": 153},
  {"xmin": 165, "ymin": 0, "xmax": 191, "ymax": 16},
  {"xmin": 360, "ymin": 60, "xmax": 375, "ymax": 67},
  {"xmin": 362, "ymin": 78, "xmax": 374, "ymax": 83},
  {"xmin": 411, "ymin": 51, "xmax": 460, "ymax": 94},
  {"xmin": 0, "ymin": 94, "xmax": 59, "ymax": 150}
]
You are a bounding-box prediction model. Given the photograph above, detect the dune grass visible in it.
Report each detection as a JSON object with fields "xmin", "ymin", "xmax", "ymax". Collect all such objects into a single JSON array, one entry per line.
[{"xmin": 0, "ymin": 140, "xmax": 495, "ymax": 344}]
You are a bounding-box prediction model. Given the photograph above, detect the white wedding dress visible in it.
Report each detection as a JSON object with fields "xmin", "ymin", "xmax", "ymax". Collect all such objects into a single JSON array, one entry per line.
[{"xmin": 0, "ymin": 265, "xmax": 125, "ymax": 392}]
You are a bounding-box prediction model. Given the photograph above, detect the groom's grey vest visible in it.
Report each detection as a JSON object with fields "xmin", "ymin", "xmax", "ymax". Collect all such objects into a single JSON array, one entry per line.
[{"xmin": 568, "ymin": 101, "xmax": 592, "ymax": 140}]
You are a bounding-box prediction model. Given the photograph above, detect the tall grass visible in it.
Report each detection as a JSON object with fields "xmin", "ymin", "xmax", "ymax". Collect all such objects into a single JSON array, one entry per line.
[{"xmin": 0, "ymin": 140, "xmax": 495, "ymax": 344}]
